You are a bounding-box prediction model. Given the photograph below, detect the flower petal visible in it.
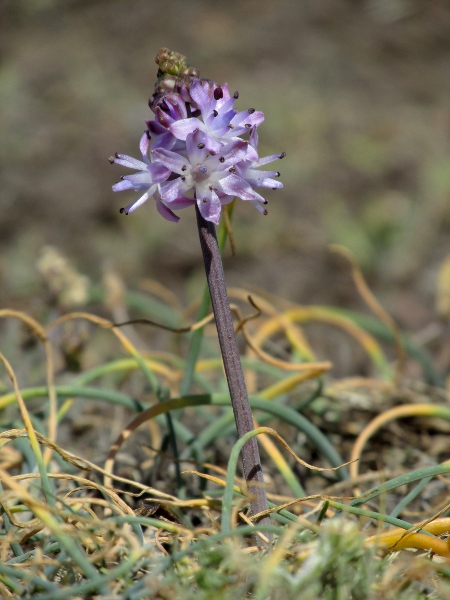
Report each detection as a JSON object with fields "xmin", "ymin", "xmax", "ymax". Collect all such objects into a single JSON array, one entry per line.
[
  {"xmin": 189, "ymin": 80, "xmax": 212, "ymax": 115},
  {"xmin": 170, "ymin": 118, "xmax": 203, "ymax": 141},
  {"xmin": 197, "ymin": 192, "xmax": 222, "ymax": 225},
  {"xmin": 257, "ymin": 153, "xmax": 286, "ymax": 166},
  {"xmin": 165, "ymin": 196, "xmax": 196, "ymax": 210},
  {"xmin": 147, "ymin": 162, "xmax": 172, "ymax": 182},
  {"xmin": 113, "ymin": 154, "xmax": 148, "ymax": 170},
  {"xmin": 231, "ymin": 109, "xmax": 264, "ymax": 130},
  {"xmin": 120, "ymin": 189, "xmax": 154, "ymax": 215},
  {"xmin": 139, "ymin": 132, "xmax": 151, "ymax": 157},
  {"xmin": 112, "ymin": 180, "xmax": 134, "ymax": 192},
  {"xmin": 186, "ymin": 129, "xmax": 208, "ymax": 164},
  {"xmin": 218, "ymin": 174, "xmax": 265, "ymax": 202},
  {"xmin": 152, "ymin": 148, "xmax": 189, "ymax": 175},
  {"xmin": 156, "ymin": 196, "xmax": 180, "ymax": 222},
  {"xmin": 123, "ymin": 172, "xmax": 153, "ymax": 186},
  {"xmin": 216, "ymin": 139, "xmax": 248, "ymax": 168},
  {"xmin": 160, "ymin": 178, "xmax": 191, "ymax": 202}
]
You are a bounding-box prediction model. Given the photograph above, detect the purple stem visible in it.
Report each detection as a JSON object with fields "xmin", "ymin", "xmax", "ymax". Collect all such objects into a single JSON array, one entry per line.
[{"xmin": 195, "ymin": 205, "xmax": 270, "ymax": 529}]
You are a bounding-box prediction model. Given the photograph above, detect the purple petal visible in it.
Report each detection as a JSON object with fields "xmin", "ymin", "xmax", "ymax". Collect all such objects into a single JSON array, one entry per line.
[
  {"xmin": 258, "ymin": 178, "xmax": 283, "ymax": 189},
  {"xmin": 113, "ymin": 154, "xmax": 148, "ymax": 170},
  {"xmin": 154, "ymin": 106, "xmax": 174, "ymax": 129},
  {"xmin": 217, "ymin": 193, "xmax": 235, "ymax": 205},
  {"xmin": 123, "ymin": 172, "xmax": 153, "ymax": 186},
  {"xmin": 218, "ymin": 174, "xmax": 265, "ymax": 202},
  {"xmin": 214, "ymin": 84, "xmax": 232, "ymax": 107},
  {"xmin": 156, "ymin": 196, "xmax": 180, "ymax": 222},
  {"xmin": 257, "ymin": 153, "xmax": 285, "ymax": 166},
  {"xmin": 217, "ymin": 140, "xmax": 248, "ymax": 168},
  {"xmin": 147, "ymin": 119, "xmax": 167, "ymax": 136},
  {"xmin": 249, "ymin": 199, "xmax": 268, "ymax": 214},
  {"xmin": 151, "ymin": 131, "xmax": 180, "ymax": 152},
  {"xmin": 203, "ymin": 135, "xmax": 224, "ymax": 154},
  {"xmin": 209, "ymin": 110, "xmax": 237, "ymax": 131},
  {"xmin": 139, "ymin": 132, "xmax": 150, "ymax": 157},
  {"xmin": 215, "ymin": 97, "xmax": 235, "ymax": 116},
  {"xmin": 147, "ymin": 162, "xmax": 171, "ymax": 182},
  {"xmin": 245, "ymin": 144, "xmax": 259, "ymax": 162},
  {"xmin": 189, "ymin": 80, "xmax": 212, "ymax": 116},
  {"xmin": 197, "ymin": 193, "xmax": 222, "ymax": 225},
  {"xmin": 170, "ymin": 118, "xmax": 203, "ymax": 141},
  {"xmin": 231, "ymin": 110, "xmax": 264, "ymax": 129},
  {"xmin": 152, "ymin": 148, "xmax": 189, "ymax": 175},
  {"xmin": 160, "ymin": 178, "xmax": 191, "ymax": 202},
  {"xmin": 120, "ymin": 189, "xmax": 153, "ymax": 214},
  {"xmin": 249, "ymin": 127, "xmax": 259, "ymax": 148},
  {"xmin": 112, "ymin": 180, "xmax": 134, "ymax": 192},
  {"xmin": 165, "ymin": 196, "xmax": 196, "ymax": 210},
  {"xmin": 162, "ymin": 93, "xmax": 188, "ymax": 120},
  {"xmin": 186, "ymin": 130, "xmax": 208, "ymax": 164}
]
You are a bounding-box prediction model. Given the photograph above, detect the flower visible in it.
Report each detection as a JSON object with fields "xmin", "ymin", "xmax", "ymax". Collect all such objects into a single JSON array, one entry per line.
[
  {"xmin": 234, "ymin": 128, "xmax": 285, "ymax": 214},
  {"xmin": 154, "ymin": 129, "xmax": 253, "ymax": 224},
  {"xmin": 169, "ymin": 80, "xmax": 264, "ymax": 153},
  {"xmin": 146, "ymin": 93, "xmax": 188, "ymax": 152},
  {"xmin": 109, "ymin": 132, "xmax": 179, "ymax": 221},
  {"xmin": 111, "ymin": 70, "xmax": 284, "ymax": 224}
]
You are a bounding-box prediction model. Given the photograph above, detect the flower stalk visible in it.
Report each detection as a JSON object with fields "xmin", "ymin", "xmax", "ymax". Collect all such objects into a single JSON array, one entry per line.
[{"xmin": 195, "ymin": 204, "xmax": 270, "ymax": 526}]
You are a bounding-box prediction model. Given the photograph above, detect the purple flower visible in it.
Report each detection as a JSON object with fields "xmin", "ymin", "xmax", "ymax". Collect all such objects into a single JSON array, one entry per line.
[
  {"xmin": 169, "ymin": 80, "xmax": 264, "ymax": 153},
  {"xmin": 111, "ymin": 76, "xmax": 284, "ymax": 224},
  {"xmin": 146, "ymin": 93, "xmax": 187, "ymax": 152},
  {"xmin": 235, "ymin": 128, "xmax": 285, "ymax": 210},
  {"xmin": 110, "ymin": 133, "xmax": 179, "ymax": 221},
  {"xmin": 154, "ymin": 129, "xmax": 250, "ymax": 224}
]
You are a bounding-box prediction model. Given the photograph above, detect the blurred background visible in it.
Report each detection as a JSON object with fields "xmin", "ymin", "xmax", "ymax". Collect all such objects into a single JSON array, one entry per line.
[{"xmin": 1, "ymin": 0, "xmax": 450, "ymax": 332}]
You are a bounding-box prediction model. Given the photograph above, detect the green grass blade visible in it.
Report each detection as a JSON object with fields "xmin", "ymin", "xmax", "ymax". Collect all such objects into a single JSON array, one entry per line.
[{"xmin": 351, "ymin": 463, "xmax": 450, "ymax": 507}]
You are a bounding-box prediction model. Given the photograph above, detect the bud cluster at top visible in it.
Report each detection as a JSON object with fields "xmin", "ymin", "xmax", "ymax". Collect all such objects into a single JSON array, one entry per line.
[{"xmin": 110, "ymin": 48, "xmax": 285, "ymax": 225}]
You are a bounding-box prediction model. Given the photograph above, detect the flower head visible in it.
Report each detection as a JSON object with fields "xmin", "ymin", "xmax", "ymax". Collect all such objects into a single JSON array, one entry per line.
[{"xmin": 110, "ymin": 49, "xmax": 284, "ymax": 224}]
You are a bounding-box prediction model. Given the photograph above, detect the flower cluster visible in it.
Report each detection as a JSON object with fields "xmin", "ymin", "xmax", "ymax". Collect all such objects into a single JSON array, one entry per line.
[{"xmin": 110, "ymin": 70, "xmax": 285, "ymax": 225}]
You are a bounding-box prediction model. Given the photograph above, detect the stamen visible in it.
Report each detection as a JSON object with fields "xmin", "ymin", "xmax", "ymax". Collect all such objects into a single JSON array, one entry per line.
[
  {"xmin": 182, "ymin": 165, "xmax": 187, "ymax": 171},
  {"xmin": 213, "ymin": 110, "xmax": 218, "ymax": 117},
  {"xmin": 229, "ymin": 167, "xmax": 236, "ymax": 174},
  {"xmin": 181, "ymin": 176, "xmax": 186, "ymax": 181},
  {"xmin": 276, "ymin": 172, "xmax": 280, "ymax": 177},
  {"xmin": 203, "ymin": 197, "xmax": 209, "ymax": 202},
  {"xmin": 263, "ymin": 209, "xmax": 268, "ymax": 215},
  {"xmin": 248, "ymin": 108, "xmax": 255, "ymax": 114},
  {"xmin": 108, "ymin": 157, "xmax": 115, "ymax": 164},
  {"xmin": 245, "ymin": 124, "xmax": 251, "ymax": 128},
  {"xmin": 233, "ymin": 91, "xmax": 239, "ymax": 99},
  {"xmin": 119, "ymin": 208, "xmax": 129, "ymax": 215},
  {"xmin": 214, "ymin": 88, "xmax": 223, "ymax": 100},
  {"xmin": 197, "ymin": 142, "xmax": 205, "ymax": 149},
  {"xmin": 279, "ymin": 152, "xmax": 286, "ymax": 159},
  {"xmin": 219, "ymin": 157, "xmax": 225, "ymax": 163}
]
